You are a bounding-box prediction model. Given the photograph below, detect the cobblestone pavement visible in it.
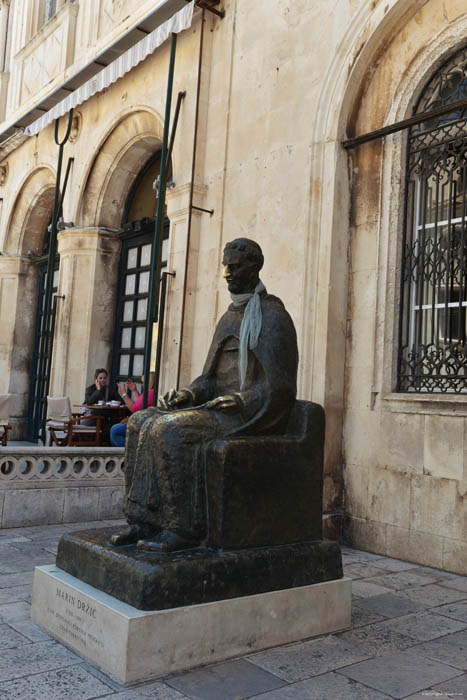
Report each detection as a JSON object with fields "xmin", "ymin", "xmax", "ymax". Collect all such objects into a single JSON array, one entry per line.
[{"xmin": 1, "ymin": 520, "xmax": 467, "ymax": 699}]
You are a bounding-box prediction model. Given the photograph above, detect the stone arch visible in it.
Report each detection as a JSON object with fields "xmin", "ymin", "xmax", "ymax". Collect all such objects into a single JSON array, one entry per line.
[
  {"xmin": 4, "ymin": 166, "xmax": 55, "ymax": 255},
  {"xmin": 77, "ymin": 108, "xmax": 164, "ymax": 228},
  {"xmin": 0, "ymin": 166, "xmax": 56, "ymax": 437}
]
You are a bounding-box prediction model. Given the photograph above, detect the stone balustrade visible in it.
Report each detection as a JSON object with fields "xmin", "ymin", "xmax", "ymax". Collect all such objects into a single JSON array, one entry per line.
[{"xmin": 0, "ymin": 447, "xmax": 125, "ymax": 528}]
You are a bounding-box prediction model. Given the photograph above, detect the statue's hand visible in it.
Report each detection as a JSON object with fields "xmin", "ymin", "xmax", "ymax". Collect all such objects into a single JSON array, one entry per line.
[
  {"xmin": 205, "ymin": 395, "xmax": 238, "ymax": 411},
  {"xmin": 159, "ymin": 388, "xmax": 191, "ymax": 410}
]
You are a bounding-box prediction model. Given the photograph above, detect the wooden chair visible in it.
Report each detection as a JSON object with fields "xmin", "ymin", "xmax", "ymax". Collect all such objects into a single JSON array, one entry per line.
[
  {"xmin": 0, "ymin": 394, "xmax": 12, "ymax": 446},
  {"xmin": 46, "ymin": 396, "xmax": 103, "ymax": 447}
]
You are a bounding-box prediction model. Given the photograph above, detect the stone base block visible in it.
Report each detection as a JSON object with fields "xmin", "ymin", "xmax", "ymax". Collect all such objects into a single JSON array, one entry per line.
[
  {"xmin": 56, "ymin": 527, "xmax": 343, "ymax": 610},
  {"xmin": 32, "ymin": 564, "xmax": 351, "ymax": 684}
]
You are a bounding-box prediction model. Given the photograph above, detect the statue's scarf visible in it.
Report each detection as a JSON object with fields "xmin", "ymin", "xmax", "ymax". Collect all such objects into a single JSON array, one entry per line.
[{"xmin": 230, "ymin": 280, "xmax": 266, "ymax": 390}]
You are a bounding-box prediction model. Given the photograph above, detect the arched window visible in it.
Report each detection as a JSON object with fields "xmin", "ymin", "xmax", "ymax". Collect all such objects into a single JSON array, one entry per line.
[{"xmin": 398, "ymin": 46, "xmax": 467, "ymax": 392}]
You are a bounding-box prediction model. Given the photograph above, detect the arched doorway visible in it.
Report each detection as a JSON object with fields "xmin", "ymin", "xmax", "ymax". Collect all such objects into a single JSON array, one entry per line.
[
  {"xmin": 60, "ymin": 109, "xmax": 169, "ymax": 402},
  {"xmin": 2, "ymin": 168, "xmax": 55, "ymax": 439},
  {"xmin": 111, "ymin": 151, "xmax": 171, "ymax": 386}
]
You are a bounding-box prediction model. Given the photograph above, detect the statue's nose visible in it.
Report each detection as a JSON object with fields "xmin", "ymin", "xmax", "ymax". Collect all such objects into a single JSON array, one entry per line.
[{"xmin": 222, "ymin": 266, "xmax": 230, "ymax": 278}]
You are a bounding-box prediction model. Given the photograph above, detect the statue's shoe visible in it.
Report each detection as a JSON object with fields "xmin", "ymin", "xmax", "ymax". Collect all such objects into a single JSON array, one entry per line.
[
  {"xmin": 109, "ymin": 525, "xmax": 144, "ymax": 546},
  {"xmin": 136, "ymin": 530, "xmax": 195, "ymax": 553}
]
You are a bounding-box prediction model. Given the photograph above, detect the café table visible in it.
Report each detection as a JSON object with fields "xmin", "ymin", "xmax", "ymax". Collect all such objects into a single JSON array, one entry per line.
[{"xmin": 77, "ymin": 404, "xmax": 131, "ymax": 446}]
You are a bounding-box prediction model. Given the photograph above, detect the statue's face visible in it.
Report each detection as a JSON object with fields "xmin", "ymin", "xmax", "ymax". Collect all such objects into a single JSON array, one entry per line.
[{"xmin": 222, "ymin": 251, "xmax": 258, "ymax": 294}]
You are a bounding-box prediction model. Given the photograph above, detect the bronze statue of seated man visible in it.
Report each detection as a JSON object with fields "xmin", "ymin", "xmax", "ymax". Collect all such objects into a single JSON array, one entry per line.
[{"xmin": 110, "ymin": 237, "xmax": 298, "ymax": 552}]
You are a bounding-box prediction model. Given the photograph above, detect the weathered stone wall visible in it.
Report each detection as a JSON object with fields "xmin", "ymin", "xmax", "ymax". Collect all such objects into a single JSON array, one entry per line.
[{"xmin": 343, "ymin": 1, "xmax": 467, "ymax": 573}]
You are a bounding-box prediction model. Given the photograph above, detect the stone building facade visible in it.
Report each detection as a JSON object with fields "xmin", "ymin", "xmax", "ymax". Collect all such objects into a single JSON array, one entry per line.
[{"xmin": 0, "ymin": 0, "xmax": 467, "ymax": 574}]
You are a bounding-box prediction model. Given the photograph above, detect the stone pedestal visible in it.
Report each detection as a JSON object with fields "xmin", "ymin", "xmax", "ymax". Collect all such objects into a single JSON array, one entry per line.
[
  {"xmin": 55, "ymin": 526, "xmax": 343, "ymax": 610},
  {"xmin": 32, "ymin": 564, "xmax": 351, "ymax": 684}
]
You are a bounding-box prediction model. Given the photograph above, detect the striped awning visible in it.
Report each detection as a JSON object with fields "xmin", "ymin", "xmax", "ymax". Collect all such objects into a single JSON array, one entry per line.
[{"xmin": 24, "ymin": 1, "xmax": 194, "ymax": 137}]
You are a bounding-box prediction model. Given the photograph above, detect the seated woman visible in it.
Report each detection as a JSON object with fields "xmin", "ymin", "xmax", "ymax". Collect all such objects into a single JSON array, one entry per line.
[
  {"xmin": 84, "ymin": 368, "xmax": 122, "ymax": 405},
  {"xmin": 110, "ymin": 374, "xmax": 155, "ymax": 447}
]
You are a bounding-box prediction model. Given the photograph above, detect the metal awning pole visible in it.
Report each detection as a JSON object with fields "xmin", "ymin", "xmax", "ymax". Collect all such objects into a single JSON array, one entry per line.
[
  {"xmin": 143, "ymin": 33, "xmax": 177, "ymax": 408},
  {"xmin": 153, "ymin": 270, "xmax": 175, "ymax": 400},
  {"xmin": 342, "ymin": 97, "xmax": 467, "ymax": 149},
  {"xmin": 38, "ymin": 110, "xmax": 73, "ymax": 441}
]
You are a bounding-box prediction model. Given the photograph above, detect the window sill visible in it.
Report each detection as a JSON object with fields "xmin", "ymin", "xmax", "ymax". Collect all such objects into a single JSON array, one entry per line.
[{"xmin": 383, "ymin": 391, "xmax": 467, "ymax": 415}]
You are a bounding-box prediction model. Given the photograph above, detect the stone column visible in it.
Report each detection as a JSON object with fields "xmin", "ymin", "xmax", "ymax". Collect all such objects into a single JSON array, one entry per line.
[
  {"xmin": 53, "ymin": 227, "xmax": 121, "ymax": 406},
  {"xmin": 162, "ymin": 183, "xmax": 207, "ymax": 392},
  {"xmin": 0, "ymin": 254, "xmax": 38, "ymax": 438}
]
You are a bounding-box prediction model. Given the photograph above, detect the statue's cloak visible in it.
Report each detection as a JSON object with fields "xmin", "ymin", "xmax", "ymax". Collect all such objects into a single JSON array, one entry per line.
[{"xmin": 188, "ymin": 291, "xmax": 299, "ymax": 434}]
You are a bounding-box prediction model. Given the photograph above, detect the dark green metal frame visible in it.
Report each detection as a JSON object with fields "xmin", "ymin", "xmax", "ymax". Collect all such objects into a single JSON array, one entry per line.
[
  {"xmin": 111, "ymin": 218, "xmax": 170, "ymax": 385},
  {"xmin": 142, "ymin": 33, "xmax": 178, "ymax": 408}
]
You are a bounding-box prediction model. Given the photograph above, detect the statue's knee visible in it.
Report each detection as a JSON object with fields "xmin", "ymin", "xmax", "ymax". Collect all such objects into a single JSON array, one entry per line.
[{"xmin": 148, "ymin": 416, "xmax": 178, "ymax": 444}]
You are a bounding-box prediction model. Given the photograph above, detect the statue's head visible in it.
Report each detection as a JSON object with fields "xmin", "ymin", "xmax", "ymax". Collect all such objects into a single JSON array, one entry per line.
[{"xmin": 222, "ymin": 238, "xmax": 264, "ymax": 294}]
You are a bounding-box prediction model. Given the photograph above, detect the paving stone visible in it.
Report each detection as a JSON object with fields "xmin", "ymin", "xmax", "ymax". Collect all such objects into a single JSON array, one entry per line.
[
  {"xmin": 249, "ymin": 671, "xmax": 393, "ymax": 699},
  {"xmin": 343, "ymin": 563, "xmax": 391, "ymax": 579},
  {"xmin": 409, "ymin": 566, "xmax": 451, "ymax": 580},
  {"xmin": 344, "ymin": 549, "xmax": 384, "ymax": 561},
  {"xmin": 8, "ymin": 541, "xmax": 59, "ymax": 556},
  {"xmin": 0, "ymin": 536, "xmax": 31, "ymax": 544},
  {"xmin": 336, "ymin": 620, "xmax": 417, "ymax": 655},
  {"xmin": 0, "ymin": 553, "xmax": 55, "ymax": 574},
  {"xmin": 405, "ymin": 676, "xmax": 467, "ymax": 700},
  {"xmin": 78, "ymin": 661, "xmax": 125, "ymax": 692},
  {"xmin": 247, "ymin": 635, "xmax": 370, "ymax": 682},
  {"xmin": 371, "ymin": 557, "xmax": 419, "ymax": 572},
  {"xmin": 352, "ymin": 592, "xmax": 427, "ymax": 619},
  {"xmin": 0, "ymin": 601, "xmax": 31, "ymax": 622},
  {"xmin": 167, "ymin": 659, "xmax": 286, "ymax": 700},
  {"xmin": 351, "ymin": 580, "xmax": 393, "ymax": 597},
  {"xmin": 404, "ymin": 673, "xmax": 467, "ymax": 699},
  {"xmin": 385, "ymin": 612, "xmax": 467, "ymax": 642},
  {"xmin": 0, "ymin": 527, "xmax": 34, "ymax": 536},
  {"xmin": 337, "ymin": 650, "xmax": 463, "ymax": 699},
  {"xmin": 0, "ymin": 663, "xmax": 112, "ymax": 699},
  {"xmin": 110, "ymin": 684, "xmax": 191, "ymax": 699},
  {"xmin": 410, "ymin": 629, "xmax": 467, "ymax": 671},
  {"xmin": 42, "ymin": 542, "xmax": 59, "ymax": 555},
  {"xmin": 0, "ymin": 584, "xmax": 32, "ymax": 604},
  {"xmin": 441, "ymin": 575, "xmax": 467, "ymax": 593},
  {"xmin": 0, "ymin": 640, "xmax": 80, "ymax": 682},
  {"xmin": 433, "ymin": 601, "xmax": 467, "ymax": 623},
  {"xmin": 399, "ymin": 584, "xmax": 467, "ymax": 608},
  {"xmin": 351, "ymin": 604, "xmax": 386, "ymax": 628},
  {"xmin": 0, "ymin": 572, "xmax": 34, "ymax": 588},
  {"xmin": 368, "ymin": 571, "xmax": 437, "ymax": 590},
  {"xmin": 0, "ymin": 623, "xmax": 30, "ymax": 649},
  {"xmin": 341, "ymin": 551, "xmax": 384, "ymax": 565},
  {"xmin": 10, "ymin": 619, "xmax": 52, "ymax": 642}
]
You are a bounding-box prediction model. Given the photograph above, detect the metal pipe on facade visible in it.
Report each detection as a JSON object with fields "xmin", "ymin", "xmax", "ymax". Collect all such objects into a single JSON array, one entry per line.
[
  {"xmin": 167, "ymin": 90, "xmax": 186, "ymax": 169},
  {"xmin": 153, "ymin": 270, "xmax": 175, "ymax": 399},
  {"xmin": 142, "ymin": 32, "xmax": 177, "ymax": 409},
  {"xmin": 0, "ymin": 1, "xmax": 10, "ymax": 73},
  {"xmin": 175, "ymin": 7, "xmax": 205, "ymax": 389},
  {"xmin": 38, "ymin": 110, "xmax": 73, "ymax": 441}
]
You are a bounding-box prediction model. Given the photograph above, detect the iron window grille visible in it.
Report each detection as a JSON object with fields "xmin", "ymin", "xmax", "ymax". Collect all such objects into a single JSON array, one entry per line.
[{"xmin": 398, "ymin": 45, "xmax": 467, "ymax": 392}]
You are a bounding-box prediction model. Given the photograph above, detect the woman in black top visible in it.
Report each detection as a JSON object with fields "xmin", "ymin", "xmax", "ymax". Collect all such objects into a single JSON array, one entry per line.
[{"xmin": 84, "ymin": 368, "xmax": 122, "ymax": 405}]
